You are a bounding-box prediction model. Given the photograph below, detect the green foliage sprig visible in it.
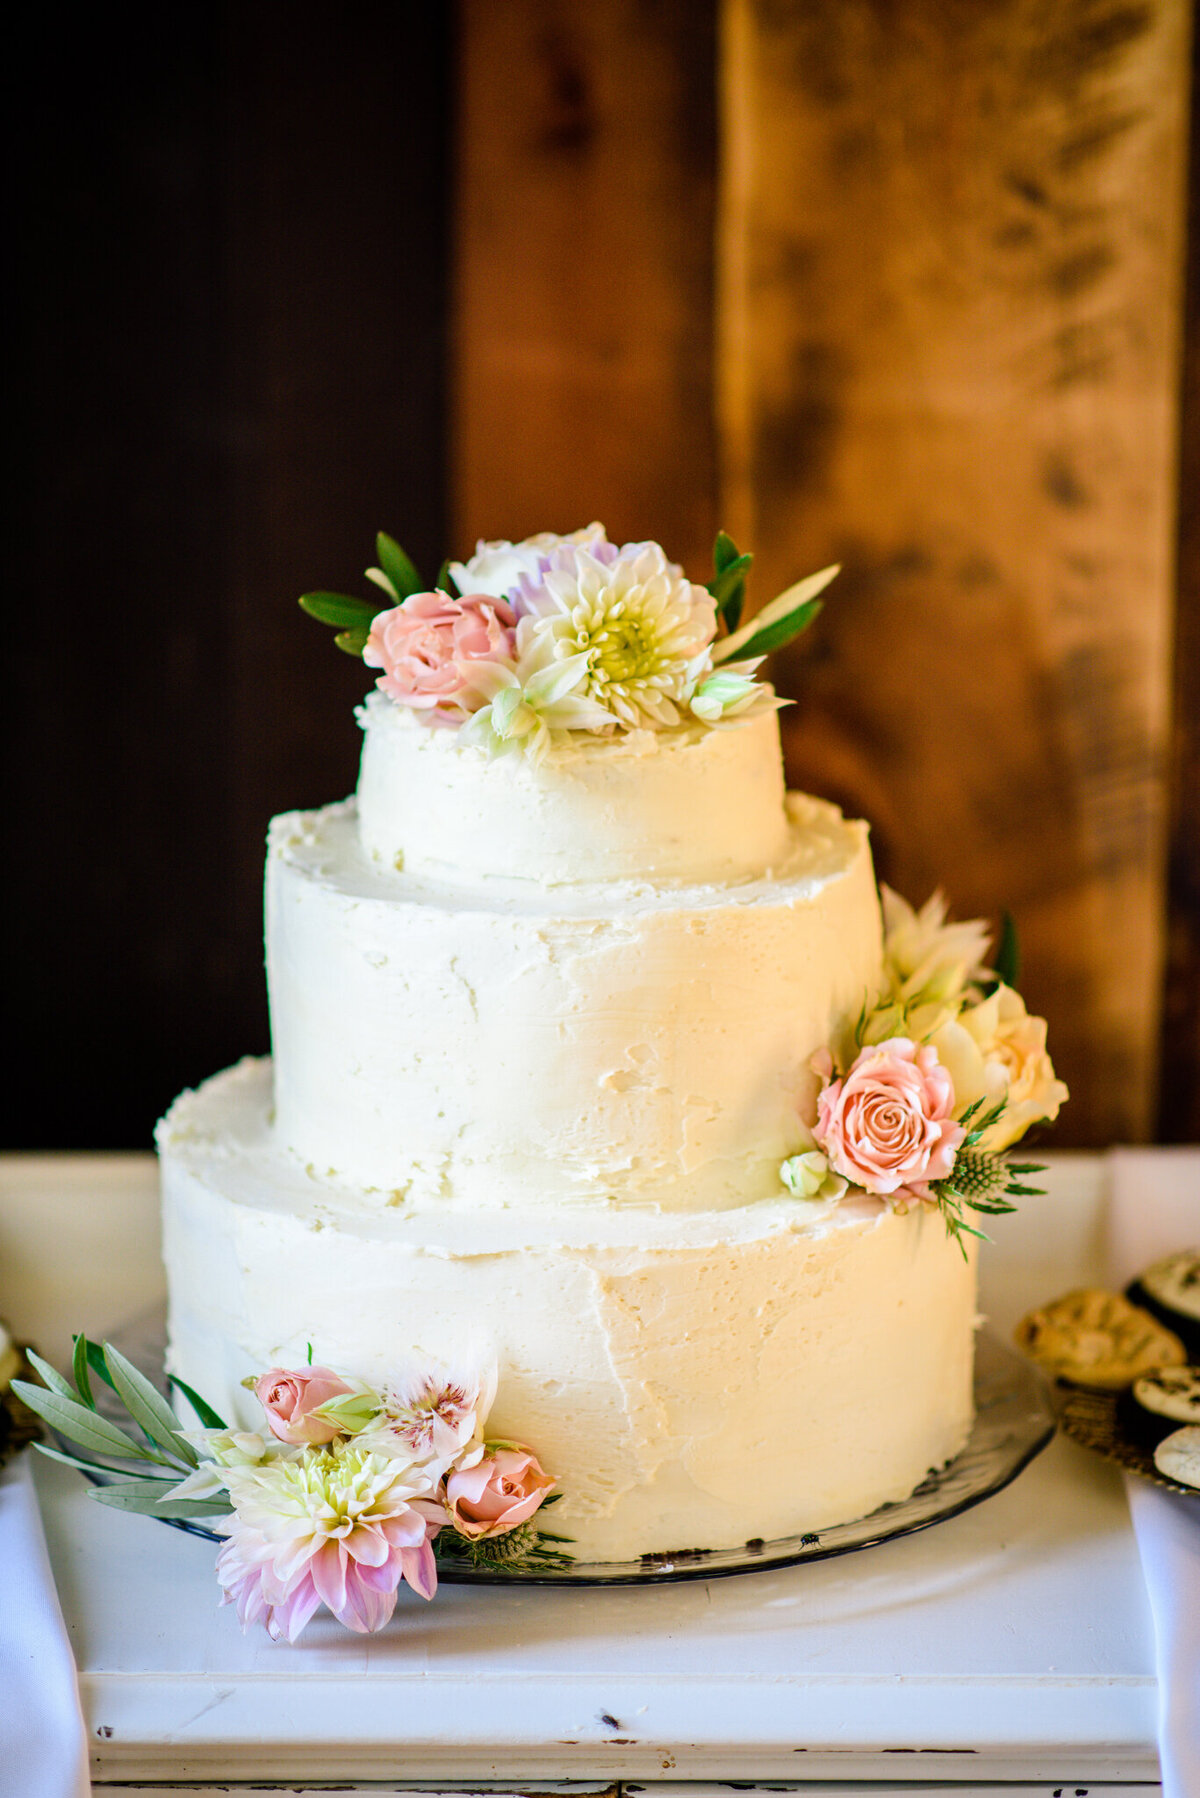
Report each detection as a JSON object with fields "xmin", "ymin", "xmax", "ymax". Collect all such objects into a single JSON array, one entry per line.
[
  {"xmin": 708, "ymin": 535, "xmax": 840, "ymax": 666},
  {"xmin": 437, "ymin": 1503, "xmax": 574, "ymax": 1574},
  {"xmin": 12, "ymin": 1337, "xmax": 233, "ymax": 1520},
  {"xmin": 930, "ymin": 1097, "xmax": 1046, "ymax": 1258},
  {"xmin": 299, "ymin": 531, "xmax": 432, "ymax": 657}
]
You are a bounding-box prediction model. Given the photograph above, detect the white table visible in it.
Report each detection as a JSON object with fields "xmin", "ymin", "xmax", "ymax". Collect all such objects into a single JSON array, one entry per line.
[{"xmin": 0, "ymin": 1151, "xmax": 1166, "ymax": 1790}]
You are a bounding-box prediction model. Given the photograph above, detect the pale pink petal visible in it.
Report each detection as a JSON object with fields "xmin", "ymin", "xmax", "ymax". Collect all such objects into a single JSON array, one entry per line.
[
  {"xmin": 308, "ymin": 1541, "xmax": 349, "ymax": 1616},
  {"xmin": 337, "ymin": 1565, "xmax": 400, "ymax": 1634},
  {"xmin": 399, "ymin": 1539, "xmax": 439, "ymax": 1602},
  {"xmin": 270, "ymin": 1575, "xmax": 324, "ymax": 1644}
]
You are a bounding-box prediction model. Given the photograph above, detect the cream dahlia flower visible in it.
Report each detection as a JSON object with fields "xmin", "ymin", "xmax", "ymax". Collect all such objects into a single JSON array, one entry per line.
[
  {"xmin": 515, "ymin": 541, "xmax": 717, "ymax": 730},
  {"xmin": 931, "ymin": 984, "xmax": 1069, "ymax": 1151},
  {"xmin": 215, "ymin": 1445, "xmax": 442, "ymax": 1641},
  {"xmin": 880, "ymin": 887, "xmax": 993, "ymax": 1011}
]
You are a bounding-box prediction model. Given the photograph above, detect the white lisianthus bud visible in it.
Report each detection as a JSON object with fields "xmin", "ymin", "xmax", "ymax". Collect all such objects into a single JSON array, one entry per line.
[{"xmin": 780, "ymin": 1150, "xmax": 847, "ymax": 1203}]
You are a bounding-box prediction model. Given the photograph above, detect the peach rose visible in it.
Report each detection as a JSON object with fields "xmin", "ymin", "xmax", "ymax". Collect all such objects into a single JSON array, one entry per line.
[
  {"xmin": 364, "ymin": 591, "xmax": 516, "ymax": 722},
  {"xmin": 254, "ymin": 1366, "xmax": 354, "ymax": 1447},
  {"xmin": 814, "ymin": 1037, "xmax": 964, "ymax": 1201},
  {"xmin": 444, "ymin": 1447, "xmax": 555, "ymax": 1540}
]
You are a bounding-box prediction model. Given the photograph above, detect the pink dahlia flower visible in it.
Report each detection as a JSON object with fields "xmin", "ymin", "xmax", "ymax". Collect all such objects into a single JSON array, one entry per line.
[
  {"xmin": 254, "ymin": 1366, "xmax": 353, "ymax": 1447},
  {"xmin": 215, "ymin": 1446, "xmax": 442, "ymax": 1642},
  {"xmin": 813, "ymin": 1037, "xmax": 964, "ymax": 1202},
  {"xmin": 445, "ymin": 1446, "xmax": 555, "ymax": 1541},
  {"xmin": 364, "ymin": 590, "xmax": 516, "ymax": 723}
]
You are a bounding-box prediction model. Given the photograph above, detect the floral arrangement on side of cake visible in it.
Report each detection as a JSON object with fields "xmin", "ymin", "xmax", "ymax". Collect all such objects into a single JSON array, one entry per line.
[
  {"xmin": 15, "ymin": 1340, "xmax": 568, "ymax": 1642},
  {"xmin": 782, "ymin": 890, "xmax": 1068, "ymax": 1253},
  {"xmin": 300, "ymin": 523, "xmax": 836, "ymax": 760}
]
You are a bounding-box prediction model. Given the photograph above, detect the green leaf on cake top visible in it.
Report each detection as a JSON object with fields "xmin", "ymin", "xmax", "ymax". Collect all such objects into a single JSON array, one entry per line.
[
  {"xmin": 710, "ymin": 561, "xmax": 840, "ymax": 666},
  {"xmin": 298, "ymin": 523, "xmax": 840, "ymax": 753},
  {"xmin": 299, "ymin": 532, "xmax": 431, "ymax": 658},
  {"xmin": 371, "ymin": 531, "xmax": 424, "ymax": 603},
  {"xmin": 707, "ymin": 530, "xmax": 753, "ymax": 632}
]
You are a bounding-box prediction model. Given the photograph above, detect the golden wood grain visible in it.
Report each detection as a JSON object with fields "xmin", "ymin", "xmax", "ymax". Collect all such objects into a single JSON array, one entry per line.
[
  {"xmin": 453, "ymin": 0, "xmax": 718, "ymax": 566},
  {"xmin": 719, "ymin": 0, "xmax": 1193, "ymax": 1142}
]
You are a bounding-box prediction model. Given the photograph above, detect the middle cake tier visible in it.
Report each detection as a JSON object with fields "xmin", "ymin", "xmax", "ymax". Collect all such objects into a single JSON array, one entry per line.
[{"xmin": 267, "ymin": 795, "xmax": 883, "ymax": 1211}]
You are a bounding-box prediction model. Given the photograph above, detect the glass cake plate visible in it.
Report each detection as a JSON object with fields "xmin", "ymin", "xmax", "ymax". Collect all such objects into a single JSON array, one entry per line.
[{"xmin": 91, "ymin": 1310, "xmax": 1054, "ymax": 1585}]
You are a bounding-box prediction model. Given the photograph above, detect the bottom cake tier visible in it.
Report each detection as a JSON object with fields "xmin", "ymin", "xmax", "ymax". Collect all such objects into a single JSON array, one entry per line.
[{"xmin": 158, "ymin": 1059, "xmax": 977, "ymax": 1563}]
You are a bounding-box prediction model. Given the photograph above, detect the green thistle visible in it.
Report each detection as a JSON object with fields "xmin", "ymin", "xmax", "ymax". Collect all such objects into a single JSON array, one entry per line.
[
  {"xmin": 929, "ymin": 1099, "xmax": 1047, "ymax": 1258},
  {"xmin": 947, "ymin": 1146, "xmax": 1010, "ymax": 1203},
  {"xmin": 437, "ymin": 1519, "xmax": 574, "ymax": 1574}
]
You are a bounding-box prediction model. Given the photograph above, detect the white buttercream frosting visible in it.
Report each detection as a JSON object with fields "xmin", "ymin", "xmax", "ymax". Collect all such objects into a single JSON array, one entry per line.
[
  {"xmin": 356, "ymin": 693, "xmax": 795, "ymax": 886},
  {"xmin": 266, "ymin": 791, "xmax": 883, "ymax": 1209},
  {"xmin": 159, "ymin": 1060, "xmax": 977, "ymax": 1563},
  {"xmin": 159, "ymin": 697, "xmax": 978, "ymax": 1563}
]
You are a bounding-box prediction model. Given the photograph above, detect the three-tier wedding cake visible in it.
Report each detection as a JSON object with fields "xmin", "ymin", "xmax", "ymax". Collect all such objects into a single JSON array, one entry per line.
[{"xmin": 158, "ymin": 524, "xmax": 1065, "ymax": 1566}]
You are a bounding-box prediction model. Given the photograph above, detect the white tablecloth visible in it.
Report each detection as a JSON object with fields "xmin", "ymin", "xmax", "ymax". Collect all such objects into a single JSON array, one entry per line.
[
  {"xmin": 0, "ymin": 1453, "xmax": 89, "ymax": 1798},
  {"xmin": 1110, "ymin": 1145, "xmax": 1200, "ymax": 1798}
]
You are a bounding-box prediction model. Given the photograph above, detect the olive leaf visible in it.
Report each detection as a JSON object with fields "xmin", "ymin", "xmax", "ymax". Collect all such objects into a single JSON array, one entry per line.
[
  {"xmin": 374, "ymin": 532, "xmax": 423, "ymax": 600},
  {"xmin": 713, "ymin": 564, "xmax": 839, "ymax": 665}
]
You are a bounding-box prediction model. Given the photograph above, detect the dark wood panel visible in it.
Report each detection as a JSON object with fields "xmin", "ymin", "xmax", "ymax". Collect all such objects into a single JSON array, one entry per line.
[
  {"xmin": 720, "ymin": 0, "xmax": 1193, "ymax": 1144},
  {"xmin": 3, "ymin": 1, "xmax": 453, "ymax": 1147},
  {"xmin": 454, "ymin": 0, "xmax": 718, "ymax": 570},
  {"xmin": 1159, "ymin": 8, "xmax": 1200, "ymax": 1143}
]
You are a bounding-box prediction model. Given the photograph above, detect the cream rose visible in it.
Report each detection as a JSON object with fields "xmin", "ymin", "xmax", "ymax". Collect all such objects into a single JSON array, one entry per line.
[{"xmin": 932, "ymin": 985, "xmax": 1068, "ymax": 1151}]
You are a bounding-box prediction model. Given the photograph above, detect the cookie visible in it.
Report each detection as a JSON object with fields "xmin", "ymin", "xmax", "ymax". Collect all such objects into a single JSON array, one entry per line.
[
  {"xmin": 1014, "ymin": 1288, "xmax": 1186, "ymax": 1389},
  {"xmin": 1126, "ymin": 1250, "xmax": 1200, "ymax": 1360},
  {"xmin": 1121, "ymin": 1365, "xmax": 1200, "ymax": 1448},
  {"xmin": 1153, "ymin": 1424, "xmax": 1200, "ymax": 1490}
]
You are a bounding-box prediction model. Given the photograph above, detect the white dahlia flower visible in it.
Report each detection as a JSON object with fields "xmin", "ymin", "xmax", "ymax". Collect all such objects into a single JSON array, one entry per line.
[
  {"xmin": 881, "ymin": 886, "xmax": 994, "ymax": 1010},
  {"xmin": 449, "ymin": 523, "xmax": 608, "ymax": 602},
  {"xmin": 515, "ymin": 541, "xmax": 717, "ymax": 730}
]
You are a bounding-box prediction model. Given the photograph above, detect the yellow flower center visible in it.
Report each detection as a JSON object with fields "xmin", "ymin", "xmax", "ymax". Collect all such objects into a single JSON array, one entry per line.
[{"xmin": 589, "ymin": 613, "xmax": 659, "ymax": 687}]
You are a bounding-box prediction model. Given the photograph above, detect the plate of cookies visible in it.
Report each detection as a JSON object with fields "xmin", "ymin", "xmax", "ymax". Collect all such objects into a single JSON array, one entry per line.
[{"xmin": 1014, "ymin": 1249, "xmax": 1200, "ymax": 1497}]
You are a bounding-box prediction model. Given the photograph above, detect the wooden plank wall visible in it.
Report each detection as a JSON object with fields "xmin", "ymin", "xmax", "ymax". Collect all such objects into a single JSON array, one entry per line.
[
  {"xmin": 453, "ymin": 0, "xmax": 718, "ymax": 567},
  {"xmin": 454, "ymin": 0, "xmax": 1197, "ymax": 1146},
  {"xmin": 719, "ymin": 0, "xmax": 1193, "ymax": 1145}
]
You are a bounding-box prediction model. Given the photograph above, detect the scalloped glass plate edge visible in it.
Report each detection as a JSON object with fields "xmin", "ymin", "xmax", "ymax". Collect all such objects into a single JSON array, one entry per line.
[{"xmin": 88, "ymin": 1312, "xmax": 1054, "ymax": 1585}]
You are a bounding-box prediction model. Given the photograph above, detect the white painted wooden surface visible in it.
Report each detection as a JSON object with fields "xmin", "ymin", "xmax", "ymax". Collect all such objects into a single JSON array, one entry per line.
[{"xmin": 3, "ymin": 1152, "xmax": 1166, "ymax": 1785}]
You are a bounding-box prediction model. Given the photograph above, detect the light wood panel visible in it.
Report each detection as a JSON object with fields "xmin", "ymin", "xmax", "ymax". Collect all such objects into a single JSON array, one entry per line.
[
  {"xmin": 720, "ymin": 0, "xmax": 1193, "ymax": 1143},
  {"xmin": 453, "ymin": 0, "xmax": 717, "ymax": 567}
]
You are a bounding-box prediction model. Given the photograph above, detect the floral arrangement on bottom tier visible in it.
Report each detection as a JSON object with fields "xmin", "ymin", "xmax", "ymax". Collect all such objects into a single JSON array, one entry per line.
[
  {"xmin": 781, "ymin": 887, "xmax": 1069, "ymax": 1252},
  {"xmin": 14, "ymin": 1343, "xmax": 569, "ymax": 1641}
]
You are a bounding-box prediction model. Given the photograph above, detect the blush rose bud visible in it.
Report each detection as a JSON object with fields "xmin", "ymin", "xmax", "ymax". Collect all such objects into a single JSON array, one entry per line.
[
  {"xmin": 445, "ymin": 1446, "xmax": 556, "ymax": 1540},
  {"xmin": 254, "ymin": 1366, "xmax": 355, "ymax": 1447}
]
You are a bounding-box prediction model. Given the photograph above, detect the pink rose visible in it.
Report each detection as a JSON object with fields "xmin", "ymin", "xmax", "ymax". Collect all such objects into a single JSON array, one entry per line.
[
  {"xmin": 254, "ymin": 1366, "xmax": 354, "ymax": 1447},
  {"xmin": 445, "ymin": 1447, "xmax": 555, "ymax": 1540},
  {"xmin": 364, "ymin": 591, "xmax": 516, "ymax": 722},
  {"xmin": 813, "ymin": 1037, "xmax": 964, "ymax": 1201}
]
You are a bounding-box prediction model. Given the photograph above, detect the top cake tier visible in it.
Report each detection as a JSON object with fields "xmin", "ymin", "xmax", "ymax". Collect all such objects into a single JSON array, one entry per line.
[{"xmin": 356, "ymin": 691, "xmax": 795, "ymax": 886}]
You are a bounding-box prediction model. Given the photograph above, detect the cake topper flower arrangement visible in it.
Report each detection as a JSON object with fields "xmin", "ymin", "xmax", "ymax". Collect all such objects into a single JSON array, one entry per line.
[
  {"xmin": 782, "ymin": 892, "xmax": 1069, "ymax": 1253},
  {"xmin": 300, "ymin": 524, "xmax": 836, "ymax": 761},
  {"xmin": 15, "ymin": 1342, "xmax": 568, "ymax": 1642}
]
